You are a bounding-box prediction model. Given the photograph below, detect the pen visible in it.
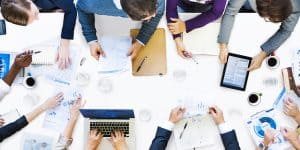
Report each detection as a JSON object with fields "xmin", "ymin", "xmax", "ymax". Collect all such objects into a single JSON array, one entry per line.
[
  {"xmin": 191, "ymin": 56, "xmax": 199, "ymax": 65},
  {"xmin": 179, "ymin": 121, "xmax": 188, "ymax": 139},
  {"xmin": 33, "ymin": 51, "xmax": 42, "ymax": 54},
  {"xmin": 136, "ymin": 56, "xmax": 147, "ymax": 72}
]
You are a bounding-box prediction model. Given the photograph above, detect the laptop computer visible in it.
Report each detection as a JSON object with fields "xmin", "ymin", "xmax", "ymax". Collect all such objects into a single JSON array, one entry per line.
[{"xmin": 80, "ymin": 109, "xmax": 136, "ymax": 150}]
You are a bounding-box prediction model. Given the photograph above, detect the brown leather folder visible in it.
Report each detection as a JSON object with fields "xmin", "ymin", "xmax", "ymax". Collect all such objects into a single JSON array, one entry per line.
[{"xmin": 130, "ymin": 28, "xmax": 167, "ymax": 76}]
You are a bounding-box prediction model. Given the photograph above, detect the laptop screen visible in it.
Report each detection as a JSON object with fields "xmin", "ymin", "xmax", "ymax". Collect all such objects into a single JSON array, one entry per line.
[{"xmin": 80, "ymin": 109, "xmax": 135, "ymax": 119}]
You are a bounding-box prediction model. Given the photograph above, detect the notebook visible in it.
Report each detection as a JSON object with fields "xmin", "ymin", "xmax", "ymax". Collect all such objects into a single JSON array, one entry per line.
[
  {"xmin": 183, "ymin": 22, "xmax": 220, "ymax": 56},
  {"xmin": 32, "ymin": 50, "xmax": 55, "ymax": 65},
  {"xmin": 130, "ymin": 28, "xmax": 167, "ymax": 76}
]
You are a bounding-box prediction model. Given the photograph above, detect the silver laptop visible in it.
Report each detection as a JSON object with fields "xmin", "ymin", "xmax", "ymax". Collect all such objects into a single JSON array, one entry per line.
[{"xmin": 80, "ymin": 109, "xmax": 136, "ymax": 150}]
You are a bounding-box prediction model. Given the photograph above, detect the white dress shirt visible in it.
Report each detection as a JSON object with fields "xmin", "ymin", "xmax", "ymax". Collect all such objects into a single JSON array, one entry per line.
[{"xmin": 0, "ymin": 80, "xmax": 10, "ymax": 100}]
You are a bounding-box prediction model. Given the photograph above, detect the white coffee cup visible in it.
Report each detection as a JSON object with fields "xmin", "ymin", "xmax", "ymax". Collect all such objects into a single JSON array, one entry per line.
[
  {"xmin": 266, "ymin": 56, "xmax": 280, "ymax": 69},
  {"xmin": 23, "ymin": 76, "xmax": 36, "ymax": 89}
]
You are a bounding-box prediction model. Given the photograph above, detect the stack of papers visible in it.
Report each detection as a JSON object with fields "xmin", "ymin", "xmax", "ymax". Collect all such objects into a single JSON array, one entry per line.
[{"xmin": 98, "ymin": 36, "xmax": 132, "ymax": 74}]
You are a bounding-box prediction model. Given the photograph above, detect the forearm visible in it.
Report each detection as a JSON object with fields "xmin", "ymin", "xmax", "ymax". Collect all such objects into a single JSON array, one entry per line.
[
  {"xmin": 185, "ymin": 0, "xmax": 226, "ymax": 33},
  {"xmin": 77, "ymin": 5, "xmax": 98, "ymax": 43},
  {"xmin": 137, "ymin": 0, "xmax": 165, "ymax": 44},
  {"xmin": 217, "ymin": 0, "xmax": 246, "ymax": 44},
  {"xmin": 63, "ymin": 117, "xmax": 78, "ymax": 139},
  {"xmin": 3, "ymin": 63, "xmax": 21, "ymax": 86},
  {"xmin": 290, "ymin": 139, "xmax": 300, "ymax": 150},
  {"xmin": 294, "ymin": 114, "xmax": 300, "ymax": 125},
  {"xmin": 25, "ymin": 104, "xmax": 46, "ymax": 122}
]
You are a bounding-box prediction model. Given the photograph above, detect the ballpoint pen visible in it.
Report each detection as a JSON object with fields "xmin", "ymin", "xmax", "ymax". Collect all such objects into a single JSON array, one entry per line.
[
  {"xmin": 136, "ymin": 56, "xmax": 148, "ymax": 72},
  {"xmin": 179, "ymin": 121, "xmax": 188, "ymax": 139}
]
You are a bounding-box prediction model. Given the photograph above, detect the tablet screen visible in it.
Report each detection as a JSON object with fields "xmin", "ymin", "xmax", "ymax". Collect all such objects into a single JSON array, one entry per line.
[{"xmin": 221, "ymin": 53, "xmax": 252, "ymax": 91}]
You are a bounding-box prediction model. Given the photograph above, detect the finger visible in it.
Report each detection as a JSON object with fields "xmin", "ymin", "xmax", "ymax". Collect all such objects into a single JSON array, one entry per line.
[
  {"xmin": 101, "ymin": 50, "xmax": 106, "ymax": 58},
  {"xmin": 247, "ymin": 64, "xmax": 255, "ymax": 71}
]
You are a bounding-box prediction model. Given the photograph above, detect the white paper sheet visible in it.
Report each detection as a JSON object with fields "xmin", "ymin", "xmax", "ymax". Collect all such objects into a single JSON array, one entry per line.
[
  {"xmin": 42, "ymin": 87, "xmax": 81, "ymax": 132},
  {"xmin": 21, "ymin": 133, "xmax": 54, "ymax": 150},
  {"xmin": 98, "ymin": 36, "xmax": 132, "ymax": 74}
]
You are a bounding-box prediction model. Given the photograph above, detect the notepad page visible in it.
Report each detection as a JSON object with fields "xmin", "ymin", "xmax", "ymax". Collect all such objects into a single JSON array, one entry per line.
[{"xmin": 32, "ymin": 50, "xmax": 55, "ymax": 65}]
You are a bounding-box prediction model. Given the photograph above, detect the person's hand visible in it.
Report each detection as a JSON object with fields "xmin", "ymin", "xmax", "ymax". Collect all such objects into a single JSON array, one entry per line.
[
  {"xmin": 248, "ymin": 51, "xmax": 267, "ymax": 71},
  {"xmin": 167, "ymin": 18, "xmax": 186, "ymax": 35},
  {"xmin": 89, "ymin": 41, "xmax": 105, "ymax": 61},
  {"xmin": 70, "ymin": 95, "xmax": 85, "ymax": 121},
  {"xmin": 281, "ymin": 127, "xmax": 299, "ymax": 142},
  {"xmin": 283, "ymin": 98, "xmax": 300, "ymax": 119},
  {"xmin": 86, "ymin": 129, "xmax": 103, "ymax": 150},
  {"xmin": 14, "ymin": 50, "xmax": 33, "ymax": 69},
  {"xmin": 41, "ymin": 92, "xmax": 64, "ymax": 110},
  {"xmin": 263, "ymin": 129, "xmax": 275, "ymax": 146},
  {"xmin": 169, "ymin": 106, "xmax": 186, "ymax": 124},
  {"xmin": 127, "ymin": 41, "xmax": 143, "ymax": 59},
  {"xmin": 209, "ymin": 105, "xmax": 225, "ymax": 125},
  {"xmin": 56, "ymin": 39, "xmax": 71, "ymax": 70},
  {"xmin": 109, "ymin": 130, "xmax": 129, "ymax": 150},
  {"xmin": 0, "ymin": 118, "xmax": 5, "ymax": 127},
  {"xmin": 219, "ymin": 44, "xmax": 228, "ymax": 64},
  {"xmin": 174, "ymin": 38, "xmax": 192, "ymax": 59}
]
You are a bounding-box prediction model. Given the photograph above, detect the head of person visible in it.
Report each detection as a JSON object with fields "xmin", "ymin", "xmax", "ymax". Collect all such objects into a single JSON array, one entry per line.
[
  {"xmin": 256, "ymin": 0, "xmax": 293, "ymax": 23},
  {"xmin": 1, "ymin": 0, "xmax": 39, "ymax": 26},
  {"xmin": 120, "ymin": 0, "xmax": 156, "ymax": 21}
]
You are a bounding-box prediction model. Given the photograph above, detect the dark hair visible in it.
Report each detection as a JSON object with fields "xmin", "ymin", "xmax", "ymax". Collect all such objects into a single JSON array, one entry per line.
[
  {"xmin": 256, "ymin": 0, "xmax": 293, "ymax": 23},
  {"xmin": 1, "ymin": 0, "xmax": 31, "ymax": 26},
  {"xmin": 120, "ymin": 0, "xmax": 156, "ymax": 21}
]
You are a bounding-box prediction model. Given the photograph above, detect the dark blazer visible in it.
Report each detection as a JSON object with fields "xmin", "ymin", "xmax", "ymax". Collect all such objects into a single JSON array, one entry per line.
[
  {"xmin": 149, "ymin": 127, "xmax": 241, "ymax": 150},
  {"xmin": 34, "ymin": 0, "xmax": 77, "ymax": 40},
  {"xmin": 0, "ymin": 116, "xmax": 28, "ymax": 142}
]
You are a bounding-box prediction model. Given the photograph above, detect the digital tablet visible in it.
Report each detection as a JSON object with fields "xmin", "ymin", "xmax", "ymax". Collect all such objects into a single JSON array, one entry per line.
[{"xmin": 220, "ymin": 53, "xmax": 252, "ymax": 91}]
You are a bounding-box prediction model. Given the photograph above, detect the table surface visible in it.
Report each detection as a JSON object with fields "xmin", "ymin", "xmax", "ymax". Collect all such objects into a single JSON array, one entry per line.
[{"xmin": 0, "ymin": 12, "xmax": 300, "ymax": 150}]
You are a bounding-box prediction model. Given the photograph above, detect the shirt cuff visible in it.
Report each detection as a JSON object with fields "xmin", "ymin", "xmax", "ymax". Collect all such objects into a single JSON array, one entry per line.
[
  {"xmin": 136, "ymin": 39, "xmax": 145, "ymax": 46},
  {"xmin": 218, "ymin": 122, "xmax": 233, "ymax": 134},
  {"xmin": 56, "ymin": 134, "xmax": 73, "ymax": 149},
  {"xmin": 159, "ymin": 121, "xmax": 175, "ymax": 131},
  {"xmin": 88, "ymin": 40, "xmax": 98, "ymax": 45}
]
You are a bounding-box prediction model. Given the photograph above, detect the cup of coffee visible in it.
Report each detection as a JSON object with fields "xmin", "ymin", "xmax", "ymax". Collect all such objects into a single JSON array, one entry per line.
[
  {"xmin": 266, "ymin": 56, "xmax": 280, "ymax": 69},
  {"xmin": 248, "ymin": 93, "xmax": 262, "ymax": 106},
  {"xmin": 23, "ymin": 76, "xmax": 36, "ymax": 89}
]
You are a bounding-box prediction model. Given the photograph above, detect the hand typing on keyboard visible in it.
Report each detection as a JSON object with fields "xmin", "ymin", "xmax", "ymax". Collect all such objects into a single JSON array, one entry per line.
[
  {"xmin": 86, "ymin": 129, "xmax": 103, "ymax": 150},
  {"xmin": 109, "ymin": 130, "xmax": 129, "ymax": 150}
]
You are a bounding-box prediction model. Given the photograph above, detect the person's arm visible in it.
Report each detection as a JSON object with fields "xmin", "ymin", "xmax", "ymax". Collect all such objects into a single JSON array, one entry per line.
[
  {"xmin": 0, "ymin": 93, "xmax": 63, "ymax": 142},
  {"xmin": 166, "ymin": 0, "xmax": 181, "ymax": 39},
  {"xmin": 56, "ymin": 96, "xmax": 84, "ymax": 150},
  {"xmin": 76, "ymin": 1, "xmax": 98, "ymax": 43},
  {"xmin": 0, "ymin": 51, "xmax": 32, "ymax": 100},
  {"xmin": 136, "ymin": 0, "xmax": 165, "ymax": 45},
  {"xmin": 283, "ymin": 98, "xmax": 300, "ymax": 124},
  {"xmin": 217, "ymin": 0, "xmax": 247, "ymax": 44},
  {"xmin": 260, "ymin": 13, "xmax": 300, "ymax": 55},
  {"xmin": 52, "ymin": 0, "xmax": 77, "ymax": 40},
  {"xmin": 3, "ymin": 51, "xmax": 32, "ymax": 86},
  {"xmin": 149, "ymin": 122, "xmax": 173, "ymax": 150},
  {"xmin": 185, "ymin": 0, "xmax": 227, "ymax": 33},
  {"xmin": 281, "ymin": 127, "xmax": 300, "ymax": 149},
  {"xmin": 209, "ymin": 106, "xmax": 241, "ymax": 150},
  {"xmin": 149, "ymin": 107, "xmax": 185, "ymax": 150}
]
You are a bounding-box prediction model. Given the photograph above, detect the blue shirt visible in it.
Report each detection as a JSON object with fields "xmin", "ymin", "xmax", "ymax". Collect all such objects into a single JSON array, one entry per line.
[{"xmin": 35, "ymin": 0, "xmax": 77, "ymax": 40}]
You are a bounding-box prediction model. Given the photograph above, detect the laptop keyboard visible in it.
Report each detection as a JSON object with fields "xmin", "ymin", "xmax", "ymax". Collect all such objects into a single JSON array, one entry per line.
[{"xmin": 90, "ymin": 121, "xmax": 130, "ymax": 137}]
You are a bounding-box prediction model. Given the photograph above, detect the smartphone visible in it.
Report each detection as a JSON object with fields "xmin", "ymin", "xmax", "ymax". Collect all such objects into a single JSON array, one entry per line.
[{"xmin": 0, "ymin": 20, "xmax": 6, "ymax": 35}]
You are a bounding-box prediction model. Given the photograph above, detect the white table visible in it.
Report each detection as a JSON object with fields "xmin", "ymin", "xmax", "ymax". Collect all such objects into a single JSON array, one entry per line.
[{"xmin": 0, "ymin": 12, "xmax": 300, "ymax": 150}]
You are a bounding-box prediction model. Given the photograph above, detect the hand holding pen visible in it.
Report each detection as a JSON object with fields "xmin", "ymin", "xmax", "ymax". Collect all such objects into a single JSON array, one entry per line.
[{"xmin": 209, "ymin": 105, "xmax": 225, "ymax": 125}]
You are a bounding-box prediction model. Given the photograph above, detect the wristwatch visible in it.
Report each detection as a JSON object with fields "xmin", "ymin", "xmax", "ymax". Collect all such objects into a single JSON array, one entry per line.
[
  {"xmin": 296, "ymin": 125, "xmax": 300, "ymax": 135},
  {"xmin": 259, "ymin": 142, "xmax": 268, "ymax": 150}
]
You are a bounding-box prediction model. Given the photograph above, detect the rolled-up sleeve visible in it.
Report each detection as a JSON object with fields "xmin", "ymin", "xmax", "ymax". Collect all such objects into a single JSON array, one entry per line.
[{"xmin": 0, "ymin": 80, "xmax": 10, "ymax": 100}]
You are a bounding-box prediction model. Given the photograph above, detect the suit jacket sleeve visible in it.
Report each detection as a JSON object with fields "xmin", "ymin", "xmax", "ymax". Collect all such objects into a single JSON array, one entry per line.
[
  {"xmin": 149, "ymin": 127, "xmax": 172, "ymax": 150},
  {"xmin": 220, "ymin": 130, "xmax": 241, "ymax": 150}
]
